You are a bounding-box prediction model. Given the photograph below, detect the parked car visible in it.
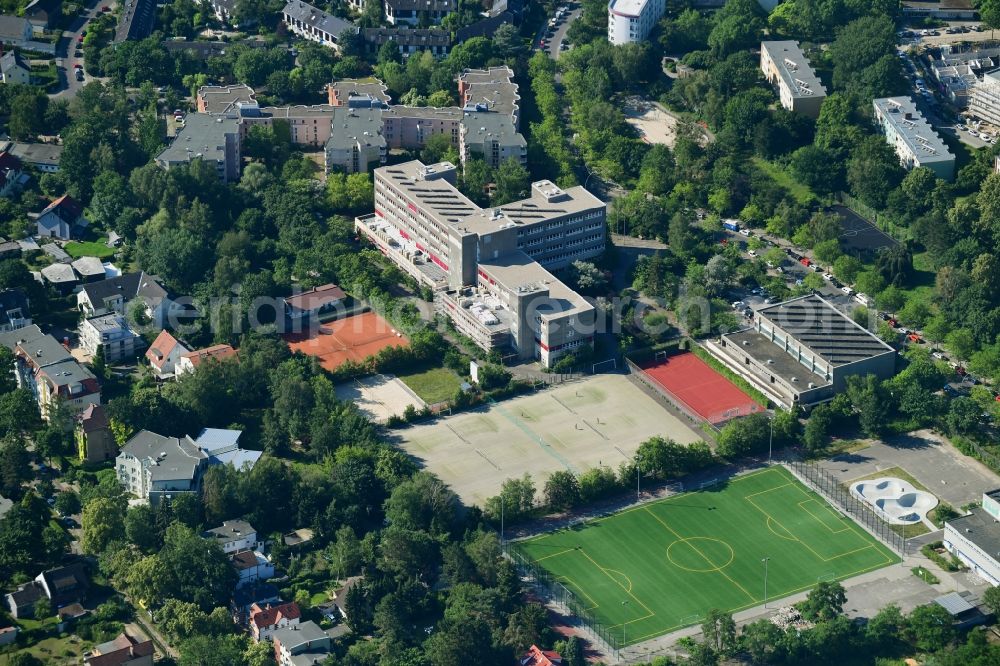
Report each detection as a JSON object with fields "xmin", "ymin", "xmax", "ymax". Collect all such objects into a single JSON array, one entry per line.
[
  {"xmin": 739, "ymin": 228, "xmax": 752, "ymax": 237},
  {"xmin": 822, "ymin": 272, "xmax": 834, "ymax": 281},
  {"xmin": 748, "ymin": 249, "xmax": 757, "ymax": 257},
  {"xmin": 799, "ymin": 257, "xmax": 811, "ymax": 267},
  {"xmin": 75, "ymin": 69, "xmax": 84, "ymax": 81},
  {"xmin": 907, "ymin": 333, "xmax": 923, "ymax": 343}
]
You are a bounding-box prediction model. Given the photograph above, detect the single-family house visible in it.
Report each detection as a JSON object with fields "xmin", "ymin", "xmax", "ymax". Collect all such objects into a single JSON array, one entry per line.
[
  {"xmin": 330, "ymin": 575, "xmax": 362, "ymax": 622},
  {"xmin": 85, "ymin": 631, "xmax": 154, "ymax": 666},
  {"xmin": 231, "ymin": 583, "xmax": 281, "ymax": 625},
  {"xmin": 78, "ymin": 313, "xmax": 142, "ymax": 363},
  {"xmin": 272, "ymin": 620, "xmax": 332, "ymax": 666},
  {"xmin": 115, "ymin": 430, "xmax": 207, "ymax": 506},
  {"xmin": 250, "ymin": 601, "xmax": 301, "ymax": 643},
  {"xmin": 0, "ymin": 152, "xmax": 23, "ymax": 198},
  {"xmin": 283, "ymin": 283, "xmax": 345, "ymax": 323},
  {"xmin": 0, "ymin": 16, "xmax": 33, "ymax": 48},
  {"xmin": 76, "ymin": 403, "xmax": 116, "ymax": 463},
  {"xmin": 522, "ymin": 645, "xmax": 563, "ymax": 666},
  {"xmin": 77, "ymin": 272, "xmax": 171, "ymax": 327},
  {"xmin": 36, "ymin": 563, "xmax": 89, "ymax": 607},
  {"xmin": 0, "ymin": 240, "xmax": 20, "ymax": 259},
  {"xmin": 204, "ymin": 519, "xmax": 260, "ymax": 554},
  {"xmin": 232, "ymin": 549, "xmax": 275, "ymax": 589},
  {"xmin": 0, "ymin": 50, "xmax": 29, "ymax": 85},
  {"xmin": 23, "ymin": 0, "xmax": 62, "ymax": 29},
  {"xmin": 176, "ymin": 343, "xmax": 237, "ymax": 375},
  {"xmin": 7, "ymin": 141, "xmax": 61, "ymax": 172},
  {"xmin": 145, "ymin": 329, "xmax": 189, "ymax": 378},
  {"xmin": 40, "ymin": 262, "xmax": 78, "ymax": 293},
  {"xmin": 36, "ymin": 194, "xmax": 86, "ymax": 240},
  {"xmin": 71, "ymin": 256, "xmax": 106, "ymax": 283},
  {"xmin": 5, "ymin": 581, "xmax": 45, "ymax": 618},
  {"xmin": 0, "ymin": 289, "xmax": 30, "ymax": 332}
]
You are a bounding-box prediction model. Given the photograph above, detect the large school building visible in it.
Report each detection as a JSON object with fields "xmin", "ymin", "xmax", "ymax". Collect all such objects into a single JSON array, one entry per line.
[{"xmin": 355, "ymin": 160, "xmax": 606, "ymax": 367}]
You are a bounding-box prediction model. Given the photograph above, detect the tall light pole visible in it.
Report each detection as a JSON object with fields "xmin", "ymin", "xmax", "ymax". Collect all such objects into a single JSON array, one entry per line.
[
  {"xmin": 768, "ymin": 417, "xmax": 774, "ymax": 464},
  {"xmin": 761, "ymin": 557, "xmax": 770, "ymax": 609},
  {"xmin": 621, "ymin": 600, "xmax": 629, "ymax": 649},
  {"xmin": 635, "ymin": 455, "xmax": 641, "ymax": 502},
  {"xmin": 500, "ymin": 495, "xmax": 505, "ymax": 547}
]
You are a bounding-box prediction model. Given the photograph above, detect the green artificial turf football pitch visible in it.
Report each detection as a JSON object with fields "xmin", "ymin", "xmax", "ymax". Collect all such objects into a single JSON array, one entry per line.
[{"xmin": 514, "ymin": 466, "xmax": 898, "ymax": 646}]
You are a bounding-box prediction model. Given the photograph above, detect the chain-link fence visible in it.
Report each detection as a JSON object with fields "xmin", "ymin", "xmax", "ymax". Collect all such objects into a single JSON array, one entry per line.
[
  {"xmin": 786, "ymin": 461, "xmax": 904, "ymax": 553},
  {"xmin": 505, "ymin": 545, "xmax": 623, "ymax": 658}
]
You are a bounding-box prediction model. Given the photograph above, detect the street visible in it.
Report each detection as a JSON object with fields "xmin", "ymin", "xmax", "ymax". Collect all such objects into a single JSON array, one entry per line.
[{"xmin": 51, "ymin": 0, "xmax": 116, "ymax": 99}]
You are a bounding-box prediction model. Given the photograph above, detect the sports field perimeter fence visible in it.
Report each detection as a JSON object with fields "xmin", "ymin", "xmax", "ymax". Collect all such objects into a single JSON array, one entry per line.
[
  {"xmin": 786, "ymin": 460, "xmax": 905, "ymax": 554},
  {"xmin": 505, "ymin": 544, "xmax": 623, "ymax": 658},
  {"xmin": 623, "ymin": 357, "xmax": 721, "ymax": 433}
]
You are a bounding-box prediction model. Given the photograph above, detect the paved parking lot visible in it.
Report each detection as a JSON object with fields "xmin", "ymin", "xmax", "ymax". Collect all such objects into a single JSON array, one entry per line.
[{"xmin": 816, "ymin": 430, "xmax": 1000, "ymax": 508}]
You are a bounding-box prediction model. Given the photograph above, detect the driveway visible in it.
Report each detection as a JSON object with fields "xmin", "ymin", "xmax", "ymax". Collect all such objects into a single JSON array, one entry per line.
[{"xmin": 815, "ymin": 430, "xmax": 1000, "ymax": 509}]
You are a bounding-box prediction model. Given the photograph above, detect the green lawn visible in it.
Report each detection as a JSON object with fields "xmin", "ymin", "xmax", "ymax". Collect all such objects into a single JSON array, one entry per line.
[
  {"xmin": 514, "ymin": 466, "xmax": 898, "ymax": 646},
  {"xmin": 752, "ymin": 158, "xmax": 816, "ymax": 206},
  {"xmin": 397, "ymin": 367, "xmax": 462, "ymax": 405},
  {"xmin": 0, "ymin": 634, "xmax": 90, "ymax": 665},
  {"xmin": 64, "ymin": 240, "xmax": 114, "ymax": 259}
]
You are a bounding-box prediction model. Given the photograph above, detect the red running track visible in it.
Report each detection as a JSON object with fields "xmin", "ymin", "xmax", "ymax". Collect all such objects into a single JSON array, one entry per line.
[{"xmin": 640, "ymin": 352, "xmax": 763, "ymax": 424}]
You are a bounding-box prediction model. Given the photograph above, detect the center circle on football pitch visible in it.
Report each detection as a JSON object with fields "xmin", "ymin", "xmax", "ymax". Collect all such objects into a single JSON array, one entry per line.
[{"xmin": 667, "ymin": 537, "xmax": 735, "ymax": 573}]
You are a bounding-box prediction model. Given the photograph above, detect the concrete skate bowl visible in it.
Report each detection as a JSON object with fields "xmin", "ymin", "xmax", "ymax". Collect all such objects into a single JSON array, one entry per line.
[{"xmin": 850, "ymin": 478, "xmax": 938, "ymax": 525}]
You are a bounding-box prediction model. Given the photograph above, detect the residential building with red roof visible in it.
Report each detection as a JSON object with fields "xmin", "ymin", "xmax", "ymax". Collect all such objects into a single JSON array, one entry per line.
[
  {"xmin": 145, "ymin": 329, "xmax": 190, "ymax": 378},
  {"xmin": 77, "ymin": 403, "xmax": 116, "ymax": 463},
  {"xmin": 250, "ymin": 601, "xmax": 301, "ymax": 642},
  {"xmin": 176, "ymin": 343, "xmax": 237, "ymax": 375},
  {"xmin": 36, "ymin": 194, "xmax": 86, "ymax": 240},
  {"xmin": 521, "ymin": 645, "xmax": 563, "ymax": 666},
  {"xmin": 85, "ymin": 631, "xmax": 154, "ymax": 666}
]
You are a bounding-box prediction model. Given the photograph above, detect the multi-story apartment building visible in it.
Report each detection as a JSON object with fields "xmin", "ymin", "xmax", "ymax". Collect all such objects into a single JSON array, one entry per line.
[
  {"xmin": 607, "ymin": 0, "xmax": 664, "ymax": 45},
  {"xmin": 355, "ymin": 160, "xmax": 605, "ymax": 366},
  {"xmin": 384, "ymin": 0, "xmax": 454, "ymax": 25},
  {"xmin": 78, "ymin": 313, "xmax": 142, "ymax": 363},
  {"xmin": 116, "ymin": 431, "xmax": 207, "ymax": 506},
  {"xmin": 382, "ymin": 105, "xmax": 462, "ymax": 150},
  {"xmin": 760, "ymin": 41, "xmax": 827, "ymax": 118},
  {"xmin": 155, "ymin": 113, "xmax": 242, "ymax": 182},
  {"xmin": 456, "ymin": 67, "xmax": 526, "ymax": 168},
  {"xmin": 324, "ymin": 107, "xmax": 387, "ymax": 173},
  {"xmin": 363, "ymin": 27, "xmax": 451, "ymax": 57},
  {"xmin": 326, "ymin": 79, "xmax": 390, "ymax": 107},
  {"xmin": 969, "ymin": 69, "xmax": 1000, "ymax": 126},
  {"xmin": 281, "ymin": 0, "xmax": 357, "ymax": 50},
  {"xmin": 872, "ymin": 96, "xmax": 955, "ymax": 181}
]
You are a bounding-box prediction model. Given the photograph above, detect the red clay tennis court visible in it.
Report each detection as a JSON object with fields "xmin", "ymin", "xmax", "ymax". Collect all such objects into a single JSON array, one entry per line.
[
  {"xmin": 283, "ymin": 311, "xmax": 409, "ymax": 371},
  {"xmin": 639, "ymin": 352, "xmax": 764, "ymax": 425}
]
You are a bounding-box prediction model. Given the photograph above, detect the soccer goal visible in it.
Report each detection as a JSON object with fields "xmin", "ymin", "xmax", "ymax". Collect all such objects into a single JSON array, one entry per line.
[
  {"xmin": 817, "ymin": 571, "xmax": 836, "ymax": 583},
  {"xmin": 700, "ymin": 478, "xmax": 721, "ymax": 490},
  {"xmin": 592, "ymin": 358, "xmax": 617, "ymax": 374}
]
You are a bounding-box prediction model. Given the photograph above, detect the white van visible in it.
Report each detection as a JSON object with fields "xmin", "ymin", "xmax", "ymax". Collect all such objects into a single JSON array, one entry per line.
[{"xmin": 854, "ymin": 293, "xmax": 872, "ymax": 306}]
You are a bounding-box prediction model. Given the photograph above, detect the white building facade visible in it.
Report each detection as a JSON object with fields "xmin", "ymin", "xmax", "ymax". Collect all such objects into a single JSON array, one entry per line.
[{"xmin": 608, "ymin": 0, "xmax": 665, "ymax": 45}]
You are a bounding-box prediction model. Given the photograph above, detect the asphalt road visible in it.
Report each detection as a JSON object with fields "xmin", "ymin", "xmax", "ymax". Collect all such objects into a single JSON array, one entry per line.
[
  {"xmin": 52, "ymin": 0, "xmax": 116, "ymax": 99},
  {"xmin": 545, "ymin": 6, "xmax": 582, "ymax": 59}
]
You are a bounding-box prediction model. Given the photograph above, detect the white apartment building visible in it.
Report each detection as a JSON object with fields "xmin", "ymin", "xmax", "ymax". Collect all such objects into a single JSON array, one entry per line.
[
  {"xmin": 873, "ymin": 97, "xmax": 955, "ymax": 181},
  {"xmin": 969, "ymin": 69, "xmax": 1000, "ymax": 127},
  {"xmin": 355, "ymin": 160, "xmax": 605, "ymax": 366},
  {"xmin": 78, "ymin": 314, "xmax": 142, "ymax": 363},
  {"xmin": 760, "ymin": 41, "xmax": 827, "ymax": 118},
  {"xmin": 944, "ymin": 490, "xmax": 1000, "ymax": 586},
  {"xmin": 608, "ymin": 0, "xmax": 665, "ymax": 45},
  {"xmin": 116, "ymin": 431, "xmax": 207, "ymax": 506},
  {"xmin": 281, "ymin": 0, "xmax": 357, "ymax": 50}
]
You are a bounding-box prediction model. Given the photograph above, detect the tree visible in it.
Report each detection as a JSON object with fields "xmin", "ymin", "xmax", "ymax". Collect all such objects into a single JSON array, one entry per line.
[
  {"xmin": 493, "ymin": 158, "xmax": 530, "ymax": 205},
  {"xmin": 848, "ymin": 136, "xmax": 905, "ymax": 210},
  {"xmin": 125, "ymin": 504, "xmax": 161, "ymax": 553},
  {"xmin": 845, "ymin": 374, "xmax": 892, "ymax": 437},
  {"xmin": 568, "ymin": 261, "xmax": 607, "ymax": 293},
  {"xmin": 716, "ymin": 413, "xmax": 770, "ymax": 458},
  {"xmin": 383, "ymin": 472, "xmax": 459, "ymax": 536},
  {"xmin": 543, "ymin": 471, "xmax": 580, "ymax": 511},
  {"xmin": 702, "ymin": 608, "xmax": 737, "ymax": 655},
  {"xmin": 81, "ymin": 496, "xmax": 126, "ymax": 554},
  {"xmin": 906, "ymin": 603, "xmax": 956, "ymax": 651},
  {"xmin": 803, "ymin": 405, "xmax": 833, "ymax": 452},
  {"xmin": 983, "ymin": 585, "xmax": 1000, "ymax": 616},
  {"xmin": 53, "ymin": 491, "xmax": 81, "ymax": 517},
  {"xmin": 485, "ymin": 474, "xmax": 535, "ymax": 523},
  {"xmin": 800, "ymin": 581, "xmax": 846, "ymax": 621}
]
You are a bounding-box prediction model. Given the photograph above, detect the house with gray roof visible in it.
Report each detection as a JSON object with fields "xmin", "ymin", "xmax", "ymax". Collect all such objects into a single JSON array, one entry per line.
[
  {"xmin": 0, "ymin": 51, "xmax": 30, "ymax": 85},
  {"xmin": 23, "ymin": 0, "xmax": 61, "ymax": 29},
  {"xmin": 116, "ymin": 431, "xmax": 208, "ymax": 506},
  {"xmin": 76, "ymin": 271, "xmax": 172, "ymax": 328},
  {"xmin": 272, "ymin": 620, "xmax": 332, "ymax": 665},
  {"xmin": 0, "ymin": 16, "xmax": 33, "ymax": 48}
]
